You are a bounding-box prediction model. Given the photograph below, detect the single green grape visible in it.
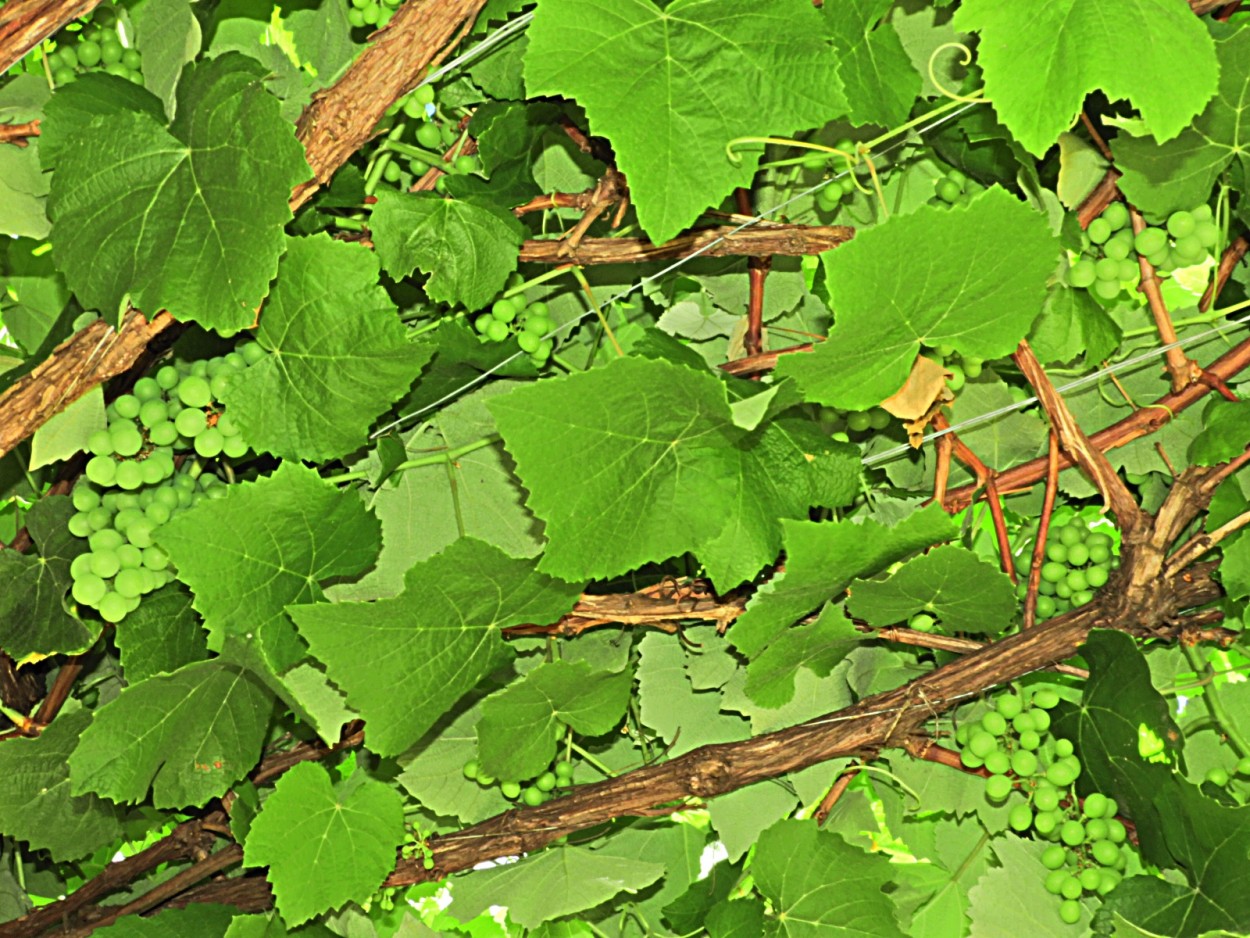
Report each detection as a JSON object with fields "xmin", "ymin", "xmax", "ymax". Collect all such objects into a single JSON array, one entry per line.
[
  {"xmin": 1086, "ymin": 217, "xmax": 1112, "ymax": 244},
  {"xmin": 1041, "ymin": 844, "xmax": 1067, "ymax": 870},
  {"xmin": 1082, "ymin": 793, "xmax": 1108, "ymax": 818},
  {"xmin": 462, "ymin": 760, "xmax": 480, "ymax": 780},
  {"xmin": 984, "ymin": 750, "xmax": 1010, "ymax": 776},
  {"xmin": 521, "ymin": 787, "xmax": 544, "ymax": 807},
  {"xmin": 1008, "ymin": 803, "xmax": 1033, "ymax": 831},
  {"xmin": 1205, "ymin": 766, "xmax": 1230, "ymax": 787},
  {"xmin": 1058, "ymin": 900, "xmax": 1081, "ymax": 925},
  {"xmin": 535, "ymin": 771, "xmax": 557, "ymax": 792},
  {"xmin": 980, "ymin": 711, "xmax": 1008, "ymax": 737},
  {"xmin": 985, "ymin": 774, "xmax": 1012, "ymax": 801},
  {"xmin": 1167, "ymin": 210, "xmax": 1196, "ymax": 238},
  {"xmin": 1102, "ymin": 202, "xmax": 1129, "ymax": 230},
  {"xmin": 908, "ymin": 612, "xmax": 936, "ymax": 632},
  {"xmin": 501, "ymin": 781, "xmax": 522, "ymax": 799}
]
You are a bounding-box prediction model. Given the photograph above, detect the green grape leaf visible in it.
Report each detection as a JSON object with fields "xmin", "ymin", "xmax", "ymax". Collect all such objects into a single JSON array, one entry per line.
[
  {"xmin": 742, "ymin": 603, "xmax": 861, "ymax": 708},
  {"xmin": 131, "ymin": 0, "xmax": 202, "ymax": 117},
  {"xmin": 824, "ymin": 0, "xmax": 921, "ymax": 128},
  {"xmin": 777, "ymin": 189, "xmax": 1057, "ymax": 409},
  {"xmin": 0, "ymin": 75, "xmax": 51, "ymax": 239},
  {"xmin": 967, "ymin": 834, "xmax": 1084, "ymax": 936},
  {"xmin": 708, "ymin": 783, "xmax": 799, "ymax": 863},
  {"xmin": 217, "ymin": 235, "xmax": 428, "ymax": 460},
  {"xmin": 88, "ymin": 905, "xmax": 236, "ymax": 936},
  {"xmin": 663, "ymin": 859, "xmax": 739, "ymax": 935},
  {"xmin": 447, "ymin": 845, "xmax": 666, "ymax": 929},
  {"xmin": 39, "ymin": 74, "xmax": 165, "ymax": 169},
  {"xmin": 953, "ymin": 0, "xmax": 1217, "ymax": 157},
  {"xmin": 114, "ymin": 582, "xmax": 210, "ymax": 683},
  {"xmin": 753, "ymin": 819, "xmax": 901, "ymax": 936},
  {"xmin": 46, "ymin": 56, "xmax": 308, "ymax": 332},
  {"xmin": 397, "ymin": 697, "xmax": 510, "ymax": 824},
  {"xmin": 68, "ymin": 660, "xmax": 273, "ymax": 808},
  {"xmin": 275, "ymin": 662, "xmax": 356, "ymax": 747},
  {"xmin": 1188, "ymin": 400, "xmax": 1250, "ymax": 467},
  {"xmin": 524, "ymin": 0, "xmax": 846, "ymax": 243},
  {"xmin": 943, "ymin": 380, "xmax": 1049, "ymax": 483},
  {"xmin": 730, "ymin": 504, "xmax": 957, "ymax": 659},
  {"xmin": 0, "ymin": 705, "xmax": 123, "ymax": 861},
  {"xmin": 156, "ymin": 462, "xmax": 380, "ymax": 675},
  {"xmin": 29, "ymin": 385, "xmax": 106, "ymax": 470},
  {"xmin": 591, "ymin": 823, "xmax": 709, "ymax": 930},
  {"xmin": 370, "ymin": 189, "xmax": 522, "ymax": 311},
  {"xmin": 489, "ymin": 357, "xmax": 739, "ymax": 581},
  {"xmin": 243, "ymin": 762, "xmax": 404, "ymax": 927},
  {"xmin": 1115, "ymin": 29, "xmax": 1250, "ymax": 218},
  {"xmin": 476, "ymin": 660, "xmax": 632, "ymax": 781},
  {"xmin": 637, "ymin": 633, "xmax": 750, "ymax": 756},
  {"xmin": 708, "ymin": 899, "xmax": 768, "ymax": 938},
  {"xmin": 0, "ymin": 495, "xmax": 94, "ymax": 664},
  {"xmin": 847, "ymin": 544, "xmax": 1018, "ymax": 635},
  {"xmin": 0, "ymin": 236, "xmax": 70, "ymax": 356},
  {"xmin": 290, "ymin": 538, "xmax": 581, "ymax": 756},
  {"xmin": 1029, "ymin": 284, "xmax": 1121, "ymax": 366},
  {"xmin": 225, "ymin": 912, "xmax": 337, "ymax": 938}
]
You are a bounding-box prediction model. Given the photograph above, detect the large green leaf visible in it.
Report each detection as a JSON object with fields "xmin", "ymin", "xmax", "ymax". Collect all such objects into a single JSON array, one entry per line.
[
  {"xmin": 243, "ymin": 762, "xmax": 404, "ymax": 927},
  {"xmin": 0, "ymin": 495, "xmax": 94, "ymax": 664},
  {"xmin": 46, "ymin": 55, "xmax": 308, "ymax": 331},
  {"xmin": 954, "ymin": 0, "xmax": 1218, "ymax": 157},
  {"xmin": 476, "ymin": 660, "xmax": 632, "ymax": 781},
  {"xmin": 114, "ymin": 582, "xmax": 210, "ymax": 683},
  {"xmin": 1115, "ymin": 29, "xmax": 1250, "ymax": 218},
  {"xmin": 824, "ymin": 0, "xmax": 920, "ymax": 128},
  {"xmin": 0, "ymin": 75, "xmax": 51, "ymax": 239},
  {"xmin": 848, "ymin": 544, "xmax": 1018, "ymax": 635},
  {"xmin": 156, "ymin": 462, "xmax": 380, "ymax": 674},
  {"xmin": 68, "ymin": 660, "xmax": 273, "ymax": 808},
  {"xmin": 742, "ymin": 603, "xmax": 862, "ymax": 708},
  {"xmin": 217, "ymin": 234, "xmax": 428, "ymax": 460},
  {"xmin": 730, "ymin": 505, "xmax": 957, "ymax": 658},
  {"xmin": 131, "ymin": 0, "xmax": 202, "ymax": 117},
  {"xmin": 753, "ymin": 819, "xmax": 901, "ymax": 936},
  {"xmin": 0, "ymin": 706, "xmax": 123, "ymax": 861},
  {"xmin": 777, "ymin": 189, "xmax": 1057, "ymax": 409},
  {"xmin": 290, "ymin": 538, "xmax": 581, "ymax": 756},
  {"xmin": 370, "ymin": 189, "xmax": 521, "ymax": 311},
  {"xmin": 524, "ymin": 0, "xmax": 846, "ymax": 243},
  {"xmin": 447, "ymin": 845, "xmax": 666, "ymax": 929}
]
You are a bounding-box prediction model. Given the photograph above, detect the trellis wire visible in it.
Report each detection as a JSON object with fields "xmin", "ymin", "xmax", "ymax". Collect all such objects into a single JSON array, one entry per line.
[{"xmin": 375, "ymin": 11, "xmax": 1249, "ymax": 470}]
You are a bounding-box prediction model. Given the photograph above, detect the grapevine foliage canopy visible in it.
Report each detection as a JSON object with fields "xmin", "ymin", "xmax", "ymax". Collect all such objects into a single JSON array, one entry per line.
[{"xmin": 2, "ymin": 0, "xmax": 1250, "ymax": 936}]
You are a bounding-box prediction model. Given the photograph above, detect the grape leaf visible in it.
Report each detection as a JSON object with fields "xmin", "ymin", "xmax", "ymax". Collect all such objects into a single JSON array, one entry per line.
[
  {"xmin": 0, "ymin": 75, "xmax": 51, "ymax": 239},
  {"xmin": 131, "ymin": 0, "xmax": 202, "ymax": 118},
  {"xmin": 847, "ymin": 544, "xmax": 1018, "ymax": 635},
  {"xmin": 708, "ymin": 783, "xmax": 799, "ymax": 863},
  {"xmin": 741, "ymin": 603, "xmax": 861, "ymax": 708},
  {"xmin": 1189, "ymin": 400, "xmax": 1250, "ymax": 467},
  {"xmin": 753, "ymin": 819, "xmax": 901, "ymax": 936},
  {"xmin": 0, "ymin": 495, "xmax": 94, "ymax": 664},
  {"xmin": 524, "ymin": 0, "xmax": 846, "ymax": 243},
  {"xmin": 156, "ymin": 462, "xmax": 380, "ymax": 675},
  {"xmin": 967, "ymin": 834, "xmax": 1083, "ymax": 937},
  {"xmin": 943, "ymin": 379, "xmax": 1049, "ymax": 483},
  {"xmin": 953, "ymin": 0, "xmax": 1218, "ymax": 157},
  {"xmin": 289, "ymin": 538, "xmax": 581, "ymax": 756},
  {"xmin": 708, "ymin": 899, "xmax": 768, "ymax": 938},
  {"xmin": 777, "ymin": 189, "xmax": 1057, "ymax": 409},
  {"xmin": 68, "ymin": 660, "xmax": 273, "ymax": 808},
  {"xmin": 218, "ymin": 235, "xmax": 429, "ymax": 460},
  {"xmin": 114, "ymin": 582, "xmax": 209, "ymax": 683},
  {"xmin": 0, "ymin": 236, "xmax": 70, "ymax": 356},
  {"xmin": 46, "ymin": 55, "xmax": 308, "ymax": 332},
  {"xmin": 0, "ymin": 705, "xmax": 123, "ymax": 861},
  {"xmin": 476, "ymin": 660, "xmax": 632, "ymax": 781},
  {"xmin": 243, "ymin": 762, "xmax": 404, "ymax": 927},
  {"xmin": 225, "ymin": 912, "xmax": 337, "ymax": 938},
  {"xmin": 370, "ymin": 189, "xmax": 522, "ymax": 311},
  {"xmin": 1115, "ymin": 29, "xmax": 1250, "ymax": 218},
  {"xmin": 1029, "ymin": 284, "xmax": 1121, "ymax": 366},
  {"xmin": 824, "ymin": 0, "xmax": 920, "ymax": 128},
  {"xmin": 397, "ymin": 698, "xmax": 511, "ymax": 824},
  {"xmin": 88, "ymin": 905, "xmax": 236, "ymax": 936},
  {"xmin": 447, "ymin": 845, "xmax": 665, "ymax": 929},
  {"xmin": 730, "ymin": 504, "xmax": 957, "ymax": 659},
  {"xmin": 30, "ymin": 385, "xmax": 106, "ymax": 470},
  {"xmin": 636, "ymin": 633, "xmax": 749, "ymax": 755}
]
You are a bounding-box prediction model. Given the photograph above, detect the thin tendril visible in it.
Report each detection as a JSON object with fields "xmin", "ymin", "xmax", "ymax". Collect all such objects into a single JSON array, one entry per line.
[{"xmin": 927, "ymin": 42, "xmax": 985, "ymax": 104}]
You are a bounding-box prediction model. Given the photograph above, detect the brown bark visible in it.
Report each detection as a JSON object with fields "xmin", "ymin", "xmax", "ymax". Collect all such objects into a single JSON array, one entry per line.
[
  {"xmin": 0, "ymin": 0, "xmax": 101, "ymax": 74},
  {"xmin": 518, "ymin": 224, "xmax": 853, "ymax": 265}
]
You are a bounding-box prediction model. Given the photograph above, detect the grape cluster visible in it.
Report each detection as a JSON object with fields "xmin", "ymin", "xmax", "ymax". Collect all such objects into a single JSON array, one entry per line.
[
  {"xmin": 956, "ymin": 688, "xmax": 1130, "ymax": 926},
  {"xmin": 347, "ymin": 0, "xmax": 402, "ymax": 30},
  {"xmin": 46, "ymin": 4, "xmax": 142, "ymax": 87},
  {"xmin": 1067, "ymin": 202, "xmax": 1220, "ymax": 300},
  {"xmin": 373, "ymin": 83, "xmax": 480, "ymax": 192},
  {"xmin": 473, "ymin": 283, "xmax": 556, "ymax": 368},
  {"xmin": 813, "ymin": 138, "xmax": 887, "ymax": 213},
  {"xmin": 1016, "ymin": 519, "xmax": 1118, "ymax": 620},
  {"xmin": 818, "ymin": 405, "xmax": 891, "ymax": 442},
  {"xmin": 932, "ymin": 169, "xmax": 971, "ymax": 207},
  {"xmin": 67, "ymin": 471, "xmax": 225, "ymax": 623},
  {"xmin": 922, "ymin": 344, "xmax": 984, "ymax": 392},
  {"xmin": 461, "ymin": 756, "xmax": 575, "ymax": 807}
]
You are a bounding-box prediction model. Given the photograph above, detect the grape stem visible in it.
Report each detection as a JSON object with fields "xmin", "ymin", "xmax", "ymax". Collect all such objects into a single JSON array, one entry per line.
[
  {"xmin": 325, "ymin": 434, "xmax": 500, "ymax": 484},
  {"xmin": 1178, "ymin": 644, "xmax": 1250, "ymax": 758},
  {"xmin": 566, "ymin": 740, "xmax": 615, "ymax": 779}
]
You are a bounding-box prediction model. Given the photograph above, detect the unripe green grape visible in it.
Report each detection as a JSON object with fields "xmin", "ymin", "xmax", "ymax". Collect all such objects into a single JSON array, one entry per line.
[
  {"xmin": 945, "ymin": 363, "xmax": 966, "ymax": 391},
  {"xmin": 1091, "ymin": 839, "xmax": 1120, "ymax": 867},
  {"xmin": 1059, "ymin": 873, "xmax": 1083, "ymax": 899},
  {"xmin": 816, "ymin": 186, "xmax": 841, "ymax": 212},
  {"xmin": 462, "ymin": 760, "xmax": 480, "ymax": 780},
  {"xmin": 985, "ymin": 774, "xmax": 1012, "ymax": 801},
  {"xmin": 554, "ymin": 761, "xmax": 574, "ymax": 779},
  {"xmin": 517, "ymin": 332, "xmax": 541, "ymax": 354},
  {"xmin": 1087, "ymin": 217, "xmax": 1112, "ymax": 244},
  {"xmin": 1174, "ymin": 234, "xmax": 1204, "ymax": 262},
  {"xmin": 501, "ymin": 781, "xmax": 521, "ymax": 799},
  {"xmin": 1033, "ymin": 786, "xmax": 1060, "ymax": 812},
  {"xmin": 521, "ymin": 786, "xmax": 544, "ymax": 806},
  {"xmin": 968, "ymin": 730, "xmax": 997, "ymax": 758},
  {"xmin": 454, "ymin": 154, "xmax": 479, "ymax": 174},
  {"xmin": 68, "ymin": 512, "xmax": 93, "ymax": 538},
  {"xmin": 178, "ymin": 375, "xmax": 212, "ymax": 407},
  {"xmin": 87, "ymin": 506, "xmax": 113, "ymax": 531},
  {"xmin": 1008, "ymin": 803, "xmax": 1033, "ymax": 831},
  {"xmin": 1085, "ymin": 565, "xmax": 1109, "ymax": 588},
  {"xmin": 846, "ymin": 411, "xmax": 872, "ymax": 432},
  {"xmin": 239, "ymin": 342, "xmax": 268, "ymax": 366},
  {"xmin": 1058, "ymin": 524, "xmax": 1084, "ymax": 547},
  {"xmin": 476, "ymin": 773, "xmax": 495, "ymax": 786},
  {"xmin": 959, "ymin": 748, "xmax": 984, "ymax": 770},
  {"xmin": 415, "ymin": 122, "xmax": 442, "ymax": 149},
  {"xmin": 1103, "ymin": 202, "xmax": 1129, "ymax": 230},
  {"xmin": 492, "ymin": 298, "xmax": 519, "ymax": 323},
  {"xmin": 114, "ymin": 568, "xmax": 145, "ymax": 599},
  {"xmin": 122, "ymin": 48, "xmax": 141, "ymax": 71},
  {"xmin": 175, "ymin": 408, "xmax": 206, "ymax": 438},
  {"xmin": 382, "ymin": 161, "xmax": 402, "ymax": 184},
  {"xmin": 1042, "ymin": 844, "xmax": 1067, "ymax": 870},
  {"xmin": 89, "ymin": 549, "xmax": 121, "ymax": 579},
  {"xmin": 194, "ymin": 427, "xmax": 224, "ymax": 458},
  {"xmin": 984, "ymin": 750, "xmax": 1010, "ymax": 776},
  {"xmin": 1054, "ymin": 737, "xmax": 1074, "ymax": 757},
  {"xmin": 98, "ymin": 591, "xmax": 129, "ymax": 623},
  {"xmin": 1205, "ymin": 766, "xmax": 1230, "ymax": 786},
  {"xmin": 1044, "ymin": 868, "xmax": 1068, "ymax": 895},
  {"xmin": 1034, "ymin": 810, "xmax": 1058, "ymax": 835},
  {"xmin": 71, "ymin": 554, "xmax": 95, "ymax": 581},
  {"xmin": 1065, "ymin": 569, "xmax": 1088, "ymax": 592},
  {"xmin": 1018, "ymin": 729, "xmax": 1041, "ymax": 750},
  {"xmin": 1093, "ymin": 278, "xmax": 1121, "ymax": 300},
  {"xmin": 72, "ymin": 486, "xmax": 100, "ymax": 513},
  {"xmin": 143, "ymin": 453, "xmax": 173, "ymax": 484},
  {"xmin": 94, "ymin": 524, "xmax": 127, "ymax": 548},
  {"xmin": 143, "ymin": 546, "xmax": 169, "ymax": 571},
  {"xmin": 149, "ymin": 421, "xmax": 178, "ymax": 447},
  {"xmin": 1035, "ymin": 595, "xmax": 1056, "ymax": 619},
  {"xmin": 1167, "ymin": 210, "xmax": 1196, "ymax": 238},
  {"xmin": 936, "ymin": 178, "xmax": 962, "ymax": 203},
  {"xmin": 77, "ymin": 39, "xmax": 102, "ymax": 67},
  {"xmin": 1106, "ymin": 818, "xmax": 1127, "ymax": 843},
  {"xmin": 110, "ymin": 425, "xmax": 143, "ymax": 457},
  {"xmin": 115, "ymin": 460, "xmax": 144, "ymax": 490},
  {"xmin": 1054, "ymin": 581, "xmax": 1073, "ymax": 599},
  {"xmin": 113, "ymin": 394, "xmax": 141, "ymax": 419},
  {"xmin": 962, "ymin": 357, "xmax": 983, "ymax": 378},
  {"xmin": 1084, "ymin": 818, "xmax": 1109, "ymax": 842},
  {"xmin": 1146, "ymin": 246, "xmax": 1170, "ymax": 268},
  {"xmin": 1103, "ymin": 232, "xmax": 1132, "ymax": 261},
  {"xmin": 116, "ymin": 544, "xmax": 143, "ymax": 569},
  {"xmin": 1082, "ymin": 792, "xmax": 1108, "ymax": 818},
  {"xmin": 868, "ymin": 407, "xmax": 891, "ymax": 430},
  {"xmin": 524, "ymin": 316, "xmax": 554, "ymax": 338},
  {"xmin": 1067, "ymin": 259, "xmax": 1097, "ymax": 288},
  {"xmin": 155, "ymin": 365, "xmax": 179, "ymax": 389},
  {"xmin": 1097, "ymin": 870, "xmax": 1120, "ymax": 896},
  {"xmin": 1041, "ymin": 561, "xmax": 1067, "ymax": 583},
  {"xmin": 1046, "ymin": 542, "xmax": 1069, "ymax": 563},
  {"xmin": 1066, "ymin": 543, "xmax": 1090, "ymax": 566},
  {"xmin": 1071, "ymin": 589, "xmax": 1094, "ymax": 606},
  {"xmin": 1058, "ymin": 900, "xmax": 1081, "ymax": 925},
  {"xmin": 1027, "ymin": 708, "xmax": 1051, "ymax": 733},
  {"xmin": 980, "ymin": 711, "xmax": 1008, "ymax": 737},
  {"xmin": 222, "ymin": 435, "xmax": 249, "ymax": 459},
  {"xmin": 1078, "ymin": 867, "xmax": 1102, "ymax": 892},
  {"xmin": 536, "ymin": 771, "xmax": 557, "ymax": 792},
  {"xmin": 138, "ymin": 399, "xmax": 167, "ymax": 428},
  {"xmin": 1134, "ymin": 226, "xmax": 1167, "ymax": 256},
  {"xmin": 100, "ymin": 38, "xmax": 123, "ymax": 65},
  {"xmin": 908, "ymin": 612, "xmax": 936, "ymax": 632},
  {"xmin": 72, "ymin": 574, "xmax": 107, "ymax": 606},
  {"xmin": 1011, "ymin": 750, "xmax": 1038, "ymax": 777},
  {"xmin": 1195, "ymin": 220, "xmax": 1219, "ymax": 249},
  {"xmin": 1047, "ymin": 761, "xmax": 1078, "ymax": 788},
  {"xmin": 485, "ymin": 320, "xmax": 510, "ymax": 343},
  {"xmin": 361, "ymin": 3, "xmax": 379, "ymax": 24}
]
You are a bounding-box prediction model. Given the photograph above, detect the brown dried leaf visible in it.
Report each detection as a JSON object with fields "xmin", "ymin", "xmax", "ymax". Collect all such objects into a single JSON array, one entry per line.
[{"xmin": 881, "ymin": 355, "xmax": 951, "ymax": 421}]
